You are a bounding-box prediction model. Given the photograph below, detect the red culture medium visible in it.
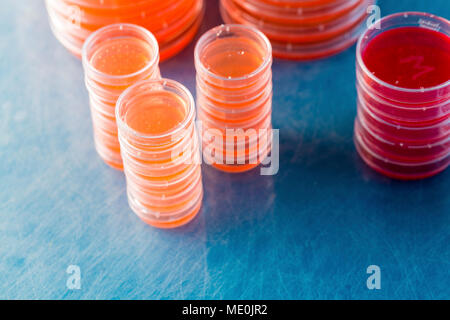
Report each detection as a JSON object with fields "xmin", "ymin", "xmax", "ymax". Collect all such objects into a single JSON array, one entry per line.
[
  {"xmin": 362, "ymin": 27, "xmax": 450, "ymax": 90},
  {"xmin": 354, "ymin": 12, "xmax": 450, "ymax": 180}
]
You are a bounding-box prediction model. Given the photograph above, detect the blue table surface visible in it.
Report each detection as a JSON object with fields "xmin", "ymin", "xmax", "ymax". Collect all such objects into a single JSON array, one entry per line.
[{"xmin": 0, "ymin": 0, "xmax": 449, "ymax": 300}]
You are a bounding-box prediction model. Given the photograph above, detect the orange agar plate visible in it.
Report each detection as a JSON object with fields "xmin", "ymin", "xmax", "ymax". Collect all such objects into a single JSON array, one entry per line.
[
  {"xmin": 45, "ymin": 0, "xmax": 204, "ymax": 61},
  {"xmin": 195, "ymin": 24, "xmax": 273, "ymax": 173},
  {"xmin": 82, "ymin": 24, "xmax": 161, "ymax": 170},
  {"xmin": 116, "ymin": 79, "xmax": 203, "ymax": 228},
  {"xmin": 219, "ymin": 0, "xmax": 373, "ymax": 60}
]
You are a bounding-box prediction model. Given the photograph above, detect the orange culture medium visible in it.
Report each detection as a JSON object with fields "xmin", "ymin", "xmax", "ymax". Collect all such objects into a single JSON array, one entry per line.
[
  {"xmin": 116, "ymin": 79, "xmax": 203, "ymax": 228},
  {"xmin": 196, "ymin": 25, "xmax": 273, "ymax": 173},
  {"xmin": 202, "ymin": 37, "xmax": 264, "ymax": 78},
  {"xmin": 90, "ymin": 38, "xmax": 156, "ymax": 169},
  {"xmin": 90, "ymin": 38, "xmax": 154, "ymax": 76},
  {"xmin": 83, "ymin": 24, "xmax": 160, "ymax": 170},
  {"xmin": 125, "ymin": 91, "xmax": 186, "ymax": 135},
  {"xmin": 46, "ymin": 0, "xmax": 204, "ymax": 61}
]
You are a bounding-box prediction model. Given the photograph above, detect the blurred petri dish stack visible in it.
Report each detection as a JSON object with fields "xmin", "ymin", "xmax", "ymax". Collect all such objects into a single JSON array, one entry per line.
[
  {"xmin": 195, "ymin": 24, "xmax": 273, "ymax": 173},
  {"xmin": 82, "ymin": 23, "xmax": 161, "ymax": 170},
  {"xmin": 45, "ymin": 0, "xmax": 205, "ymax": 61},
  {"xmin": 354, "ymin": 12, "xmax": 450, "ymax": 180},
  {"xmin": 116, "ymin": 79, "xmax": 203, "ymax": 228},
  {"xmin": 220, "ymin": 0, "xmax": 374, "ymax": 60}
]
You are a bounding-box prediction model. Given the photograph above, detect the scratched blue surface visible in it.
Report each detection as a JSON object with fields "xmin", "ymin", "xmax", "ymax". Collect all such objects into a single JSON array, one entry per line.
[{"xmin": 0, "ymin": 0, "xmax": 449, "ymax": 300}]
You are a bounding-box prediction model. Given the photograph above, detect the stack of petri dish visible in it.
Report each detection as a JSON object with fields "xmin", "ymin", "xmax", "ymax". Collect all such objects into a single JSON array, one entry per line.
[
  {"xmin": 116, "ymin": 79, "xmax": 203, "ymax": 228},
  {"xmin": 220, "ymin": 0, "xmax": 374, "ymax": 60},
  {"xmin": 45, "ymin": 0, "xmax": 205, "ymax": 61},
  {"xmin": 82, "ymin": 23, "xmax": 161, "ymax": 170},
  {"xmin": 354, "ymin": 12, "xmax": 450, "ymax": 180},
  {"xmin": 195, "ymin": 24, "xmax": 273, "ymax": 173}
]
